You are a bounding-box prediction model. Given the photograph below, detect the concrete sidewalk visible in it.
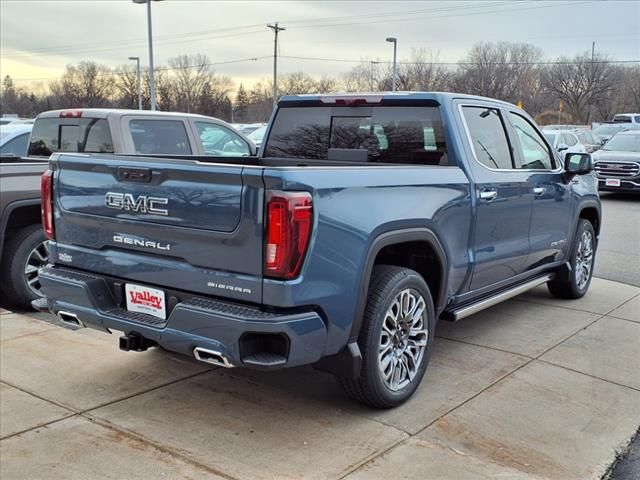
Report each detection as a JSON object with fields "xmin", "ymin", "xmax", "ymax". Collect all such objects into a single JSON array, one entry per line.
[{"xmin": 1, "ymin": 277, "xmax": 639, "ymax": 479}]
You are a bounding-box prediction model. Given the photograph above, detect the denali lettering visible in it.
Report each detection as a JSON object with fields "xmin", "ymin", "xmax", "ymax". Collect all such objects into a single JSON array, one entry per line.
[
  {"xmin": 105, "ymin": 192, "xmax": 169, "ymax": 216},
  {"xmin": 113, "ymin": 235, "xmax": 171, "ymax": 251}
]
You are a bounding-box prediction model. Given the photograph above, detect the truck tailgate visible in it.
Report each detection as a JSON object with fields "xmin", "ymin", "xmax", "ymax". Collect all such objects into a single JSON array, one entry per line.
[{"xmin": 51, "ymin": 154, "xmax": 264, "ymax": 303}]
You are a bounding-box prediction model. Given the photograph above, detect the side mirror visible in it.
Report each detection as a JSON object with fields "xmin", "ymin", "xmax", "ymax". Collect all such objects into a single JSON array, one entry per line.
[
  {"xmin": 557, "ymin": 144, "xmax": 569, "ymax": 152},
  {"xmin": 564, "ymin": 152, "xmax": 593, "ymax": 176}
]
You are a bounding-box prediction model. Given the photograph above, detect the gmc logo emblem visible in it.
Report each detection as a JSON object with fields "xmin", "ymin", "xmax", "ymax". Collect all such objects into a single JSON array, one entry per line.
[{"xmin": 105, "ymin": 192, "xmax": 169, "ymax": 216}]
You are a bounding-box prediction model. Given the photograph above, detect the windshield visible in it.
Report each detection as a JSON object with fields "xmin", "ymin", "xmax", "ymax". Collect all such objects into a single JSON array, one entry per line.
[
  {"xmin": 602, "ymin": 133, "xmax": 640, "ymax": 152},
  {"xmin": 544, "ymin": 133, "xmax": 557, "ymax": 144},
  {"xmin": 247, "ymin": 125, "xmax": 267, "ymax": 142}
]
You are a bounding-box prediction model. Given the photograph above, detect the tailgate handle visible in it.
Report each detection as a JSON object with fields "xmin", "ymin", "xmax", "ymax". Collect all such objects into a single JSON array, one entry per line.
[{"xmin": 117, "ymin": 167, "xmax": 152, "ymax": 183}]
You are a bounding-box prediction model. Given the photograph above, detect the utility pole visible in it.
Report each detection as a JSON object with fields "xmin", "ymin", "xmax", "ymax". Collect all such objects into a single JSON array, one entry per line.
[{"xmin": 267, "ymin": 22, "xmax": 286, "ymax": 109}]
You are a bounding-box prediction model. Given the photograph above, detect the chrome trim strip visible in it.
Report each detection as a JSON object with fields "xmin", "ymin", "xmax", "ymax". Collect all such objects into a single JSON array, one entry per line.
[{"xmin": 451, "ymin": 274, "xmax": 553, "ymax": 321}]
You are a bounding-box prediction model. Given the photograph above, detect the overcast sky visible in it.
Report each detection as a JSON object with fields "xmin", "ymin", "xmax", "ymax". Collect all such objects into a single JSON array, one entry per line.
[{"xmin": 1, "ymin": 0, "xmax": 639, "ymax": 88}]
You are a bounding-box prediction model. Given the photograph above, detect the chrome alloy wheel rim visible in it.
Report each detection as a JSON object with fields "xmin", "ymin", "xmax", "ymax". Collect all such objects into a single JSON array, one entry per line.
[
  {"xmin": 378, "ymin": 288, "xmax": 429, "ymax": 391},
  {"xmin": 575, "ymin": 230, "xmax": 594, "ymax": 290},
  {"xmin": 24, "ymin": 241, "xmax": 49, "ymax": 297}
]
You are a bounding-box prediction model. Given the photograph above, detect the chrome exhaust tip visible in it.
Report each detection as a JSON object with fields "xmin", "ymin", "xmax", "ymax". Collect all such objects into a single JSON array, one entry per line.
[
  {"xmin": 193, "ymin": 347, "xmax": 233, "ymax": 368},
  {"xmin": 56, "ymin": 311, "xmax": 85, "ymax": 329}
]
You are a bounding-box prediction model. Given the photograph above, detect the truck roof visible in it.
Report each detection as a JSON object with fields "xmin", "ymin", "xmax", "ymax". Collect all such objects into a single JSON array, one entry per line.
[
  {"xmin": 36, "ymin": 108, "xmax": 225, "ymax": 121},
  {"xmin": 278, "ymin": 91, "xmax": 518, "ymax": 109}
]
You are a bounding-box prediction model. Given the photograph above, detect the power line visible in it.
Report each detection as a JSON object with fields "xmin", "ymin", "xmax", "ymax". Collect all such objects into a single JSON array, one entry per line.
[
  {"xmin": 2, "ymin": 29, "xmax": 267, "ymax": 59},
  {"xmin": 279, "ymin": 55, "xmax": 640, "ymax": 66},
  {"xmin": 1, "ymin": 23, "xmax": 267, "ymax": 58},
  {"xmin": 289, "ymin": 1, "xmax": 598, "ymax": 30},
  {"xmin": 8, "ymin": 56, "xmax": 271, "ymax": 82},
  {"xmin": 1, "ymin": 1, "xmax": 599, "ymax": 59},
  {"xmin": 267, "ymin": 23, "xmax": 286, "ymax": 109}
]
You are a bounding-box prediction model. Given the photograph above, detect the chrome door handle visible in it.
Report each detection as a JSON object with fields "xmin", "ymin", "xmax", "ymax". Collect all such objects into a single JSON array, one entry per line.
[
  {"xmin": 533, "ymin": 187, "xmax": 545, "ymax": 195},
  {"xmin": 479, "ymin": 190, "xmax": 498, "ymax": 200}
]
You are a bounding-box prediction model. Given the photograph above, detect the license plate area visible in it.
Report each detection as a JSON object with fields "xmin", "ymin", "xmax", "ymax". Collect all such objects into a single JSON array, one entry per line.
[
  {"xmin": 125, "ymin": 283, "xmax": 166, "ymax": 320},
  {"xmin": 605, "ymin": 178, "xmax": 621, "ymax": 187}
]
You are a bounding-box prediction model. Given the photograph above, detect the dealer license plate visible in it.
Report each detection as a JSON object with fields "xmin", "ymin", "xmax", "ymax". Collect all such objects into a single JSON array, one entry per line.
[{"xmin": 125, "ymin": 283, "xmax": 166, "ymax": 320}]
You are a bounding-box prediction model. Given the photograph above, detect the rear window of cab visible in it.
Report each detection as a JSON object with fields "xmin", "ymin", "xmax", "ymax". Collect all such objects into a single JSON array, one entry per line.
[
  {"xmin": 28, "ymin": 118, "xmax": 114, "ymax": 157},
  {"xmin": 264, "ymin": 106, "xmax": 449, "ymax": 166}
]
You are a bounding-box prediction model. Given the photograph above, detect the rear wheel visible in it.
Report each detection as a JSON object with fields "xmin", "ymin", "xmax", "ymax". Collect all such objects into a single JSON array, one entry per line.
[
  {"xmin": 548, "ymin": 219, "xmax": 596, "ymax": 299},
  {"xmin": 0, "ymin": 224, "xmax": 49, "ymax": 309},
  {"xmin": 340, "ymin": 265, "xmax": 435, "ymax": 408}
]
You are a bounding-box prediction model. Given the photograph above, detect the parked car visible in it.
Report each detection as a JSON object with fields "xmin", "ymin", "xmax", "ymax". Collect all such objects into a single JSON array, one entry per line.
[
  {"xmin": 594, "ymin": 123, "xmax": 634, "ymax": 143},
  {"xmin": 592, "ymin": 130, "xmax": 640, "ymax": 193},
  {"xmin": 0, "ymin": 124, "xmax": 33, "ymax": 157},
  {"xmin": 612, "ymin": 113, "xmax": 640, "ymax": 125},
  {"xmin": 247, "ymin": 124, "xmax": 267, "ymax": 147},
  {"xmin": 36, "ymin": 92, "xmax": 600, "ymax": 408},
  {"xmin": 0, "ymin": 109, "xmax": 257, "ymax": 310},
  {"xmin": 574, "ymin": 129, "xmax": 603, "ymax": 153},
  {"xmin": 234, "ymin": 123, "xmax": 267, "ymax": 135},
  {"xmin": 0, "ymin": 157, "xmax": 48, "ymax": 308},
  {"xmin": 543, "ymin": 129, "xmax": 587, "ymax": 159},
  {"xmin": 0, "ymin": 117, "xmax": 32, "ymax": 126}
]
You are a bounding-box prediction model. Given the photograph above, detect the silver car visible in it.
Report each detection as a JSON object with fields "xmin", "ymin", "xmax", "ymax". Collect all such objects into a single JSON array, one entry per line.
[{"xmin": 592, "ymin": 130, "xmax": 640, "ymax": 193}]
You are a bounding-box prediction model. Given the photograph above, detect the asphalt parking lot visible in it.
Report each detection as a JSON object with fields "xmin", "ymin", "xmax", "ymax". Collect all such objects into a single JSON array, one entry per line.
[{"xmin": 1, "ymin": 276, "xmax": 639, "ymax": 480}]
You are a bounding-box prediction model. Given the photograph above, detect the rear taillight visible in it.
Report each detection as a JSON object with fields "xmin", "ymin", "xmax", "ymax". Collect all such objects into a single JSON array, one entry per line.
[
  {"xmin": 41, "ymin": 170, "xmax": 54, "ymax": 240},
  {"xmin": 264, "ymin": 191, "xmax": 313, "ymax": 279}
]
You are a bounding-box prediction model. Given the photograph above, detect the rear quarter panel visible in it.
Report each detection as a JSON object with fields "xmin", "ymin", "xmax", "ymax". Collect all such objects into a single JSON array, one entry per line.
[{"xmin": 262, "ymin": 166, "xmax": 472, "ymax": 355}]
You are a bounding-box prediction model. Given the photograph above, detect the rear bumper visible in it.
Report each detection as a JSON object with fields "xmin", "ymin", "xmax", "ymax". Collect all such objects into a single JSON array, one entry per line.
[{"xmin": 38, "ymin": 266, "xmax": 328, "ymax": 369}]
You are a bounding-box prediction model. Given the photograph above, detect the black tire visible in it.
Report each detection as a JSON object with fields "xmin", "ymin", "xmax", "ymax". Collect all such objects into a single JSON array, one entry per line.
[
  {"xmin": 0, "ymin": 224, "xmax": 48, "ymax": 309},
  {"xmin": 547, "ymin": 219, "xmax": 596, "ymax": 299},
  {"xmin": 340, "ymin": 265, "xmax": 436, "ymax": 408}
]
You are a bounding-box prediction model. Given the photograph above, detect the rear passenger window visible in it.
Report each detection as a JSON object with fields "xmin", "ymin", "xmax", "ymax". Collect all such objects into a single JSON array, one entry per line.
[
  {"xmin": 128, "ymin": 119, "xmax": 192, "ymax": 155},
  {"xmin": 509, "ymin": 112, "xmax": 555, "ymax": 170},
  {"xmin": 28, "ymin": 118, "xmax": 114, "ymax": 157},
  {"xmin": 461, "ymin": 106, "xmax": 513, "ymax": 169}
]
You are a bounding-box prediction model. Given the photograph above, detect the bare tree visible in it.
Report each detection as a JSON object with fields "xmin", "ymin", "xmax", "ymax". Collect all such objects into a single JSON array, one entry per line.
[
  {"xmin": 453, "ymin": 42, "xmax": 543, "ymax": 105},
  {"xmin": 168, "ymin": 54, "xmax": 215, "ymax": 113},
  {"xmin": 542, "ymin": 52, "xmax": 616, "ymax": 123},
  {"xmin": 49, "ymin": 61, "xmax": 114, "ymax": 108}
]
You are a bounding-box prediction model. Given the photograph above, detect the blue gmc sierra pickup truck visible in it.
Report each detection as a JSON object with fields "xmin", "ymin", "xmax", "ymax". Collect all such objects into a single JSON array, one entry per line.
[{"xmin": 36, "ymin": 92, "xmax": 600, "ymax": 408}]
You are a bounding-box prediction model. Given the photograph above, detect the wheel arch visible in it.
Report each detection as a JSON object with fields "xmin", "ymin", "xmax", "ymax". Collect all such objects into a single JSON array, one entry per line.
[
  {"xmin": 349, "ymin": 228, "xmax": 449, "ymax": 342},
  {"xmin": 0, "ymin": 199, "xmax": 42, "ymax": 261},
  {"xmin": 578, "ymin": 204, "xmax": 601, "ymax": 236}
]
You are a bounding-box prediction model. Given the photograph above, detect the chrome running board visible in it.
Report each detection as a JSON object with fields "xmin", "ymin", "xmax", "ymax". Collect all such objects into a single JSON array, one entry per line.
[{"xmin": 448, "ymin": 274, "xmax": 553, "ymax": 321}]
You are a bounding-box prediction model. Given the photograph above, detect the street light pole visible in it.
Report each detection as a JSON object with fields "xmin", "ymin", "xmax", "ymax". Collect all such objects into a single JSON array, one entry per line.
[
  {"xmin": 133, "ymin": 0, "xmax": 162, "ymax": 110},
  {"xmin": 128, "ymin": 56, "xmax": 142, "ymax": 110},
  {"xmin": 267, "ymin": 22, "xmax": 286, "ymax": 110},
  {"xmin": 386, "ymin": 37, "xmax": 397, "ymax": 91}
]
